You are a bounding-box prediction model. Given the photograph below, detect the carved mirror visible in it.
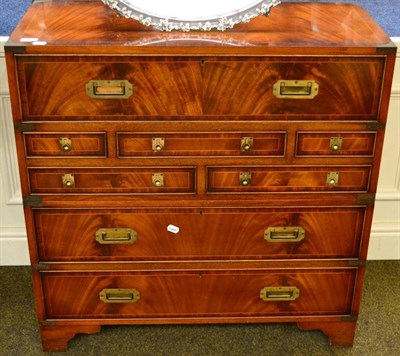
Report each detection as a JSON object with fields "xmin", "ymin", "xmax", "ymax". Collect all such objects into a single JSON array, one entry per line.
[{"xmin": 102, "ymin": 0, "xmax": 281, "ymax": 31}]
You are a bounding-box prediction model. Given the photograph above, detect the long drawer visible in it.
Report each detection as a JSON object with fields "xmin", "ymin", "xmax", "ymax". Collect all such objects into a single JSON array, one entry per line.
[
  {"xmin": 17, "ymin": 56, "xmax": 384, "ymax": 120},
  {"xmin": 28, "ymin": 168, "xmax": 196, "ymax": 194},
  {"xmin": 41, "ymin": 269, "xmax": 357, "ymax": 319},
  {"xmin": 33, "ymin": 207, "xmax": 366, "ymax": 261},
  {"xmin": 117, "ymin": 132, "xmax": 286, "ymax": 157},
  {"xmin": 207, "ymin": 166, "xmax": 371, "ymax": 193}
]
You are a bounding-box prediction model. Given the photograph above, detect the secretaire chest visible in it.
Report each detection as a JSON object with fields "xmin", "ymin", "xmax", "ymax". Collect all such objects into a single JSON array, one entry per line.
[{"xmin": 5, "ymin": 0, "xmax": 396, "ymax": 351}]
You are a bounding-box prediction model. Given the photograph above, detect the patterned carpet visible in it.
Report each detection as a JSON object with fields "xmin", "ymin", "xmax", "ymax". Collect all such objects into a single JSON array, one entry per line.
[{"xmin": 0, "ymin": 0, "xmax": 399, "ymax": 36}]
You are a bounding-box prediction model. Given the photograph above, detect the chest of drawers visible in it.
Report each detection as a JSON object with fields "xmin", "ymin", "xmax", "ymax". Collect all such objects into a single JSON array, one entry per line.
[{"xmin": 5, "ymin": 1, "xmax": 396, "ymax": 352}]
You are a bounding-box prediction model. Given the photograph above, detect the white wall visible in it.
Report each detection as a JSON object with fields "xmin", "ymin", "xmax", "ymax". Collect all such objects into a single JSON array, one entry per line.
[{"xmin": 0, "ymin": 37, "xmax": 399, "ymax": 265}]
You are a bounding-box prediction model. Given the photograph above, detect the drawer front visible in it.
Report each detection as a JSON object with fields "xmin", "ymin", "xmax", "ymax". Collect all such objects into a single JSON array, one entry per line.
[
  {"xmin": 296, "ymin": 132, "xmax": 376, "ymax": 156},
  {"xmin": 18, "ymin": 56, "xmax": 384, "ymax": 120},
  {"xmin": 34, "ymin": 207, "xmax": 365, "ymax": 261},
  {"xmin": 24, "ymin": 133, "xmax": 106, "ymax": 157},
  {"xmin": 203, "ymin": 58, "xmax": 384, "ymax": 118},
  {"xmin": 28, "ymin": 168, "xmax": 195, "ymax": 194},
  {"xmin": 207, "ymin": 166, "xmax": 371, "ymax": 193},
  {"xmin": 18, "ymin": 58, "xmax": 202, "ymax": 119},
  {"xmin": 42, "ymin": 269, "xmax": 356, "ymax": 318},
  {"xmin": 117, "ymin": 132, "xmax": 286, "ymax": 157}
]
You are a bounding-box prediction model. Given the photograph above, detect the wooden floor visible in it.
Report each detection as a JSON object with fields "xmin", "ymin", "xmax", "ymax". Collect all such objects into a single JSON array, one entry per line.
[{"xmin": 1, "ymin": 260, "xmax": 399, "ymax": 355}]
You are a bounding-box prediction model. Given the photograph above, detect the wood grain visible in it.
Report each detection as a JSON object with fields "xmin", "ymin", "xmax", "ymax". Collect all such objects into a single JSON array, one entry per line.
[
  {"xmin": 33, "ymin": 207, "xmax": 366, "ymax": 261},
  {"xmin": 41, "ymin": 269, "xmax": 356, "ymax": 318}
]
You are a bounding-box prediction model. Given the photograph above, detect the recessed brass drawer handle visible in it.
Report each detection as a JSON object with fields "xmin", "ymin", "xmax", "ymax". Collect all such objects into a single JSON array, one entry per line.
[
  {"xmin": 330, "ymin": 137, "xmax": 343, "ymax": 152},
  {"xmin": 99, "ymin": 288, "xmax": 140, "ymax": 303},
  {"xmin": 241, "ymin": 137, "xmax": 253, "ymax": 152},
  {"xmin": 260, "ymin": 286, "xmax": 300, "ymax": 302},
  {"xmin": 59, "ymin": 137, "xmax": 72, "ymax": 152},
  {"xmin": 264, "ymin": 226, "xmax": 305, "ymax": 242},
  {"xmin": 152, "ymin": 173, "xmax": 164, "ymax": 187},
  {"xmin": 62, "ymin": 174, "xmax": 75, "ymax": 188},
  {"xmin": 86, "ymin": 80, "xmax": 133, "ymax": 99},
  {"xmin": 327, "ymin": 172, "xmax": 339, "ymax": 186},
  {"xmin": 273, "ymin": 80, "xmax": 319, "ymax": 99},
  {"xmin": 95, "ymin": 228, "xmax": 138, "ymax": 244},
  {"xmin": 152, "ymin": 137, "xmax": 165, "ymax": 152},
  {"xmin": 240, "ymin": 172, "xmax": 252, "ymax": 186}
]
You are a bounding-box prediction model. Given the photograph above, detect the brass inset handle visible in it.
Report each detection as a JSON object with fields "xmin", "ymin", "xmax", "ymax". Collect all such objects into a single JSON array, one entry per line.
[
  {"xmin": 273, "ymin": 80, "xmax": 319, "ymax": 99},
  {"xmin": 62, "ymin": 174, "xmax": 75, "ymax": 188},
  {"xmin": 327, "ymin": 172, "xmax": 339, "ymax": 186},
  {"xmin": 86, "ymin": 80, "xmax": 133, "ymax": 99},
  {"xmin": 59, "ymin": 137, "xmax": 72, "ymax": 152},
  {"xmin": 95, "ymin": 228, "xmax": 138, "ymax": 244},
  {"xmin": 99, "ymin": 288, "xmax": 140, "ymax": 303},
  {"xmin": 330, "ymin": 137, "xmax": 343, "ymax": 152},
  {"xmin": 260, "ymin": 286, "xmax": 300, "ymax": 301},
  {"xmin": 241, "ymin": 137, "xmax": 253, "ymax": 152},
  {"xmin": 240, "ymin": 172, "xmax": 252, "ymax": 186},
  {"xmin": 152, "ymin": 137, "xmax": 165, "ymax": 152},
  {"xmin": 152, "ymin": 173, "xmax": 164, "ymax": 187},
  {"xmin": 264, "ymin": 227, "xmax": 305, "ymax": 242}
]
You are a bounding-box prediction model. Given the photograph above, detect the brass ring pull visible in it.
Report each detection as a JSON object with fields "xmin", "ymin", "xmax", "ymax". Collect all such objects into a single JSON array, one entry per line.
[
  {"xmin": 330, "ymin": 137, "xmax": 343, "ymax": 152},
  {"xmin": 99, "ymin": 288, "xmax": 140, "ymax": 303},
  {"xmin": 152, "ymin": 173, "xmax": 164, "ymax": 187},
  {"xmin": 62, "ymin": 174, "xmax": 75, "ymax": 188},
  {"xmin": 59, "ymin": 137, "xmax": 72, "ymax": 152},
  {"xmin": 241, "ymin": 137, "xmax": 253, "ymax": 152},
  {"xmin": 152, "ymin": 137, "xmax": 165, "ymax": 152},
  {"xmin": 327, "ymin": 172, "xmax": 339, "ymax": 186},
  {"xmin": 260, "ymin": 286, "xmax": 300, "ymax": 301},
  {"xmin": 240, "ymin": 172, "xmax": 252, "ymax": 186}
]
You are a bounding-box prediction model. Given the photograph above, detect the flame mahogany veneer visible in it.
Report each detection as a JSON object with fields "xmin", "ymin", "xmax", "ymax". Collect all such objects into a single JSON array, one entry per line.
[{"xmin": 5, "ymin": 0, "xmax": 396, "ymax": 352}]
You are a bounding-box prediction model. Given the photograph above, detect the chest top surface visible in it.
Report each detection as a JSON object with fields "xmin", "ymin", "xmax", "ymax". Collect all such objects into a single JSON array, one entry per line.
[{"xmin": 5, "ymin": 0, "xmax": 395, "ymax": 55}]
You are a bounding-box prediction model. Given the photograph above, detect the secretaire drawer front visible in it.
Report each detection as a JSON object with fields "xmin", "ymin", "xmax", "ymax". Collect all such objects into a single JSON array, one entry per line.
[
  {"xmin": 117, "ymin": 132, "xmax": 286, "ymax": 157},
  {"xmin": 203, "ymin": 58, "xmax": 384, "ymax": 118},
  {"xmin": 207, "ymin": 166, "xmax": 371, "ymax": 192},
  {"xmin": 28, "ymin": 168, "xmax": 195, "ymax": 194},
  {"xmin": 296, "ymin": 132, "xmax": 376, "ymax": 156},
  {"xmin": 18, "ymin": 58, "xmax": 202, "ymax": 119},
  {"xmin": 42, "ymin": 269, "xmax": 356, "ymax": 319},
  {"xmin": 24, "ymin": 133, "xmax": 107, "ymax": 157},
  {"xmin": 34, "ymin": 207, "xmax": 365, "ymax": 261}
]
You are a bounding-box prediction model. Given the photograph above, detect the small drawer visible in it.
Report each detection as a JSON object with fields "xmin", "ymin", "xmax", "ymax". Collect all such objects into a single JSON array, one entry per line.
[
  {"xmin": 207, "ymin": 166, "xmax": 371, "ymax": 193},
  {"xmin": 296, "ymin": 132, "xmax": 376, "ymax": 156},
  {"xmin": 24, "ymin": 133, "xmax": 107, "ymax": 157},
  {"xmin": 33, "ymin": 207, "xmax": 366, "ymax": 261},
  {"xmin": 41, "ymin": 269, "xmax": 356, "ymax": 319},
  {"xmin": 28, "ymin": 168, "xmax": 195, "ymax": 194},
  {"xmin": 117, "ymin": 132, "xmax": 286, "ymax": 157}
]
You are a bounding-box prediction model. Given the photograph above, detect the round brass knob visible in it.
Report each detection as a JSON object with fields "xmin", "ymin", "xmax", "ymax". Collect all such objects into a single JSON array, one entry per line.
[
  {"xmin": 59, "ymin": 138, "xmax": 72, "ymax": 152},
  {"xmin": 241, "ymin": 179, "xmax": 249, "ymax": 186},
  {"xmin": 65, "ymin": 180, "xmax": 73, "ymax": 187},
  {"xmin": 328, "ymin": 179, "xmax": 336, "ymax": 186},
  {"xmin": 243, "ymin": 144, "xmax": 251, "ymax": 151},
  {"xmin": 155, "ymin": 145, "xmax": 162, "ymax": 152},
  {"xmin": 331, "ymin": 144, "xmax": 339, "ymax": 151},
  {"xmin": 154, "ymin": 180, "xmax": 162, "ymax": 187}
]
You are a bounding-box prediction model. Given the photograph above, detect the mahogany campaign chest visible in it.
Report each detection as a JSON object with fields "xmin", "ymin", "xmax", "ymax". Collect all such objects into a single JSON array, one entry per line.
[{"xmin": 5, "ymin": 0, "xmax": 397, "ymax": 351}]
